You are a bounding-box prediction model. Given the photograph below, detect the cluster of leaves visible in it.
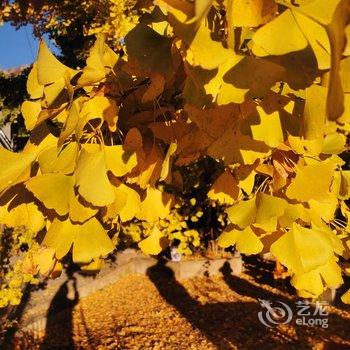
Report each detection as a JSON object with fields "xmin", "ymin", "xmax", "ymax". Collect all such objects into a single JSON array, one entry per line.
[
  {"xmin": 0, "ymin": 226, "xmax": 40, "ymax": 307},
  {"xmin": 122, "ymin": 157, "xmax": 228, "ymax": 256},
  {"xmin": 0, "ymin": 0, "xmax": 148, "ymax": 66},
  {"xmin": 0, "ymin": 0, "xmax": 89, "ymax": 66},
  {"xmin": 85, "ymin": 0, "xmax": 144, "ymax": 46},
  {"xmin": 1, "ymin": 0, "xmax": 350, "ymax": 306},
  {"xmin": 123, "ymin": 208, "xmax": 202, "ymax": 256},
  {"xmin": 0, "ymin": 0, "xmax": 147, "ymax": 150}
]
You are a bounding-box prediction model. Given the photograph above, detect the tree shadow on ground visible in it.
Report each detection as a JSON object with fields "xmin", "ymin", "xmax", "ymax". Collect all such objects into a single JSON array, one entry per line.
[
  {"xmin": 241, "ymin": 255, "xmax": 295, "ymax": 295},
  {"xmin": 40, "ymin": 264, "xmax": 79, "ymax": 350},
  {"xmin": 147, "ymin": 259, "xmax": 350, "ymax": 350}
]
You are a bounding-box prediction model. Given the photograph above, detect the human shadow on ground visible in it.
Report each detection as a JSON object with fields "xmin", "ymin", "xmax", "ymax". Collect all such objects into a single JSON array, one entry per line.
[
  {"xmin": 147, "ymin": 259, "xmax": 350, "ymax": 350},
  {"xmin": 40, "ymin": 264, "xmax": 79, "ymax": 350}
]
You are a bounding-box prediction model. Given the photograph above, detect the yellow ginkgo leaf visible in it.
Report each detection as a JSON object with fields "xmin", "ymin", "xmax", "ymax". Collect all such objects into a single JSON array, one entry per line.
[
  {"xmin": 104, "ymin": 146, "xmax": 137, "ymax": 177},
  {"xmin": 195, "ymin": 0, "xmax": 213, "ymax": 21},
  {"xmin": 237, "ymin": 169, "xmax": 256, "ymax": 195},
  {"xmin": 247, "ymin": 107, "xmax": 285, "ymax": 148},
  {"xmin": 187, "ymin": 21, "xmax": 234, "ymax": 70},
  {"xmin": 81, "ymin": 258, "xmax": 105, "ymax": 272},
  {"xmin": 293, "ymin": 10, "xmax": 330, "ymax": 70},
  {"xmin": 0, "ymin": 203, "xmax": 28, "ymax": 228},
  {"xmin": 296, "ymin": 0, "xmax": 349, "ymax": 120},
  {"xmin": 252, "ymin": 9, "xmax": 308, "ymax": 57},
  {"xmin": 26, "ymin": 174, "xmax": 75, "ymax": 216},
  {"xmin": 339, "ymin": 170, "xmax": 350, "ymax": 199},
  {"xmin": 341, "ymin": 289, "xmax": 350, "ymax": 304},
  {"xmin": 38, "ymin": 142, "xmax": 78, "ymax": 175},
  {"xmin": 0, "ymin": 148, "xmax": 37, "ymax": 193},
  {"xmin": 1, "ymin": 203, "xmax": 28, "ymax": 228},
  {"xmin": 36, "ymin": 41, "xmax": 77, "ymax": 85},
  {"xmin": 235, "ymin": 226, "xmax": 264, "ymax": 255},
  {"xmin": 127, "ymin": 144, "xmax": 163, "ymax": 189},
  {"xmin": 226, "ymin": 193, "xmax": 287, "ymax": 232},
  {"xmin": 59, "ymin": 100, "xmax": 80, "ymax": 145},
  {"xmin": 225, "ymin": 197, "xmax": 256, "ymax": 229},
  {"xmin": 138, "ymin": 225, "xmax": 169, "ymax": 255},
  {"xmin": 286, "ymin": 161, "xmax": 335, "ymax": 202},
  {"xmin": 69, "ymin": 194, "xmax": 98, "ymax": 224},
  {"xmin": 33, "ymin": 247, "xmax": 56, "ymax": 275},
  {"xmin": 26, "ymin": 203, "xmax": 46, "ymax": 233},
  {"xmin": 77, "ymin": 35, "xmax": 118, "ymax": 86},
  {"xmin": 1, "ymin": 202, "xmax": 45, "ymax": 234},
  {"xmin": 160, "ymin": 142, "xmax": 177, "ymax": 181},
  {"xmin": 22, "ymin": 123, "xmax": 58, "ymax": 155},
  {"xmin": 75, "ymin": 148, "xmax": 115, "ymax": 207},
  {"xmin": 27, "ymin": 62, "xmax": 44, "ymax": 99},
  {"xmin": 104, "ymin": 185, "xmax": 129, "ymax": 223},
  {"xmin": 217, "ymin": 226, "xmax": 241, "ymax": 248},
  {"xmin": 37, "ymin": 146, "xmax": 57, "ymax": 174},
  {"xmin": 217, "ymin": 225, "xmax": 263, "ymax": 255},
  {"xmin": 136, "ymin": 187, "xmax": 174, "ymax": 222},
  {"xmin": 43, "ymin": 78, "xmax": 68, "ymax": 107},
  {"xmin": 291, "ymin": 267, "xmax": 324, "ymax": 297},
  {"xmin": 55, "ymin": 142, "xmax": 79, "ymax": 174},
  {"xmin": 308, "ymin": 198, "xmax": 338, "ymax": 224},
  {"xmin": 322, "ymin": 133, "xmax": 346, "ymax": 154},
  {"xmin": 43, "ymin": 219, "xmax": 77, "ymax": 259},
  {"xmin": 230, "ymin": 0, "xmax": 277, "ymax": 28},
  {"xmin": 270, "ymin": 223, "xmax": 335, "ymax": 274},
  {"xmin": 80, "ymin": 96, "xmax": 118, "ymax": 133},
  {"xmin": 73, "ymin": 217, "xmax": 115, "ymax": 263},
  {"xmin": 21, "ymin": 101, "xmax": 42, "ymax": 131},
  {"xmin": 208, "ymin": 170, "xmax": 240, "ymax": 205},
  {"xmin": 218, "ymin": 57, "xmax": 284, "ymax": 105},
  {"xmin": 254, "ymin": 193, "xmax": 288, "ymax": 232},
  {"xmin": 278, "ymin": 203, "xmax": 305, "ymax": 228},
  {"xmin": 114, "ymin": 183, "xmax": 141, "ymax": 222},
  {"xmin": 303, "ymin": 85, "xmax": 327, "ymax": 140},
  {"xmin": 291, "ymin": 257, "xmax": 343, "ymax": 297}
]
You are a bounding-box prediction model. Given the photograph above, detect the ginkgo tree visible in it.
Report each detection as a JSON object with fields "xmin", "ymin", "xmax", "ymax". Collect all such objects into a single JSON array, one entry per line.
[{"xmin": 1, "ymin": 0, "xmax": 350, "ymax": 306}]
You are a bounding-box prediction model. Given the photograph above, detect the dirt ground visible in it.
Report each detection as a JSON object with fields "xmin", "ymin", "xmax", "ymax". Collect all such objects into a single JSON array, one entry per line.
[{"xmin": 12, "ymin": 258, "xmax": 350, "ymax": 350}]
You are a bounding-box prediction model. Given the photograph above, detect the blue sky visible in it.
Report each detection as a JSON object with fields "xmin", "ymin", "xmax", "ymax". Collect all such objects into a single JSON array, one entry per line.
[{"xmin": 0, "ymin": 23, "xmax": 60, "ymax": 70}]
